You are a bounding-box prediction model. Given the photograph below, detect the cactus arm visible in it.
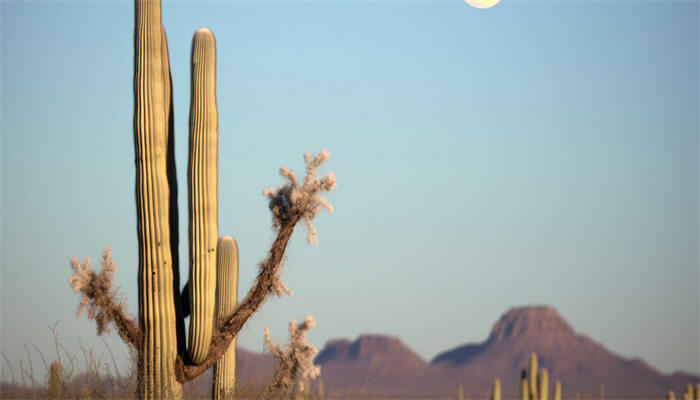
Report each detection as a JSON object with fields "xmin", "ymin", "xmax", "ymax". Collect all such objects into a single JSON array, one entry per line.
[
  {"xmin": 186, "ymin": 27, "xmax": 219, "ymax": 365},
  {"xmin": 134, "ymin": 0, "xmax": 182, "ymax": 397},
  {"xmin": 213, "ymin": 236, "xmax": 239, "ymax": 399}
]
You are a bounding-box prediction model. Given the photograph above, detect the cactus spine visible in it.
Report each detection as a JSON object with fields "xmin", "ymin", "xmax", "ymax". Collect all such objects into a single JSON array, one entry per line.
[
  {"xmin": 538, "ymin": 368, "xmax": 548, "ymax": 400},
  {"xmin": 134, "ymin": 0, "xmax": 182, "ymax": 397},
  {"xmin": 212, "ymin": 236, "xmax": 238, "ymax": 399},
  {"xmin": 529, "ymin": 353, "xmax": 539, "ymax": 400},
  {"xmin": 553, "ymin": 380, "xmax": 561, "ymax": 400},
  {"xmin": 187, "ymin": 26, "xmax": 219, "ymax": 366},
  {"xmin": 491, "ymin": 378, "xmax": 501, "ymax": 400}
]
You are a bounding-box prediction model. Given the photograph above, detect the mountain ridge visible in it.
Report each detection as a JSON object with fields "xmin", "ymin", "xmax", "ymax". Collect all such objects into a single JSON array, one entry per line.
[{"xmin": 191, "ymin": 305, "xmax": 697, "ymax": 398}]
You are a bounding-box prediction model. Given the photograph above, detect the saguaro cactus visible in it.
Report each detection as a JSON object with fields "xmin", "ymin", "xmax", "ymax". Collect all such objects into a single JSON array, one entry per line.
[
  {"xmin": 69, "ymin": 1, "xmax": 335, "ymax": 398},
  {"xmin": 212, "ymin": 236, "xmax": 239, "ymax": 399},
  {"xmin": 491, "ymin": 378, "xmax": 501, "ymax": 400},
  {"xmin": 538, "ymin": 368, "xmax": 548, "ymax": 400},
  {"xmin": 529, "ymin": 353, "xmax": 539, "ymax": 400},
  {"xmin": 520, "ymin": 369, "xmax": 529, "ymax": 400},
  {"xmin": 553, "ymin": 380, "xmax": 561, "ymax": 400}
]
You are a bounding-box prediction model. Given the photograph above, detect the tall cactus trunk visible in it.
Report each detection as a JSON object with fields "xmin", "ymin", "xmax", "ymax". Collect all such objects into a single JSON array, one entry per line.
[
  {"xmin": 212, "ymin": 236, "xmax": 239, "ymax": 399},
  {"xmin": 133, "ymin": 0, "xmax": 183, "ymax": 397},
  {"xmin": 186, "ymin": 26, "xmax": 219, "ymax": 366}
]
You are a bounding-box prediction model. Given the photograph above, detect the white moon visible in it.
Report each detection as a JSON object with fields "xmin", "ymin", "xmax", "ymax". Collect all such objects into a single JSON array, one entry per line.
[{"xmin": 465, "ymin": 0, "xmax": 500, "ymax": 9}]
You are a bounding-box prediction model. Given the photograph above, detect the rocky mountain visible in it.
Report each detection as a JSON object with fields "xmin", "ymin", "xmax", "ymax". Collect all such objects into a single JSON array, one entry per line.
[
  {"xmin": 430, "ymin": 305, "xmax": 696, "ymax": 398},
  {"xmin": 199, "ymin": 306, "xmax": 698, "ymax": 398}
]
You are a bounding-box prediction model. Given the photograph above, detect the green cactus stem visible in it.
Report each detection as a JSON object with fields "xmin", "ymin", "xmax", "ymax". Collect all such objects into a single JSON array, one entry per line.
[
  {"xmin": 134, "ymin": 0, "xmax": 182, "ymax": 397},
  {"xmin": 186, "ymin": 27, "xmax": 219, "ymax": 366},
  {"xmin": 212, "ymin": 236, "xmax": 238, "ymax": 399}
]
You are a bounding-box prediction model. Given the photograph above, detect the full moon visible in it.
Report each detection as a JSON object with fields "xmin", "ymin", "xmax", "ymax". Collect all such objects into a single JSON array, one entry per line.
[{"xmin": 465, "ymin": 0, "xmax": 500, "ymax": 9}]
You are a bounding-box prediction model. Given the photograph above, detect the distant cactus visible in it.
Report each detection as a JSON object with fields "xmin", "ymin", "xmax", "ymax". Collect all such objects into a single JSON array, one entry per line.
[
  {"xmin": 458, "ymin": 382, "xmax": 465, "ymax": 400},
  {"xmin": 521, "ymin": 369, "xmax": 530, "ymax": 400},
  {"xmin": 553, "ymin": 379, "xmax": 561, "ymax": 400},
  {"xmin": 490, "ymin": 378, "xmax": 501, "ymax": 400},
  {"xmin": 529, "ymin": 353, "xmax": 539, "ymax": 400},
  {"xmin": 668, "ymin": 391, "xmax": 676, "ymax": 400},
  {"xmin": 684, "ymin": 383, "xmax": 694, "ymax": 400},
  {"xmin": 538, "ymin": 368, "xmax": 548, "ymax": 400}
]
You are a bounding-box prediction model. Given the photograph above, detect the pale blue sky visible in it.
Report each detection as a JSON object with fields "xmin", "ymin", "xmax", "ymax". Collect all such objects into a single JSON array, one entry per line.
[{"xmin": 1, "ymin": 0, "xmax": 698, "ymax": 380}]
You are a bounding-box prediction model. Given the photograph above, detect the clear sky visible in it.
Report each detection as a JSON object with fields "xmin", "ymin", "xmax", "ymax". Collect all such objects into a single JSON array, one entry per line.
[{"xmin": 1, "ymin": 0, "xmax": 698, "ymax": 380}]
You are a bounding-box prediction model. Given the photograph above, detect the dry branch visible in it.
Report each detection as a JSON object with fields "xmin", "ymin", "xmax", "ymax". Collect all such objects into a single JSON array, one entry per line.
[
  {"xmin": 175, "ymin": 150, "xmax": 335, "ymax": 383},
  {"xmin": 68, "ymin": 249, "xmax": 142, "ymax": 350}
]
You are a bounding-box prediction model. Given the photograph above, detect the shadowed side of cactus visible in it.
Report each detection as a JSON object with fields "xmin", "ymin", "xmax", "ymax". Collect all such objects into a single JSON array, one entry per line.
[
  {"xmin": 133, "ymin": 0, "xmax": 182, "ymax": 397},
  {"xmin": 212, "ymin": 236, "xmax": 238, "ymax": 399},
  {"xmin": 187, "ymin": 27, "xmax": 219, "ymax": 366}
]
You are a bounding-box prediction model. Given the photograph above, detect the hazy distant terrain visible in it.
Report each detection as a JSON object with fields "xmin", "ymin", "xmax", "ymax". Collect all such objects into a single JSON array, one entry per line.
[{"xmin": 198, "ymin": 306, "xmax": 698, "ymax": 399}]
